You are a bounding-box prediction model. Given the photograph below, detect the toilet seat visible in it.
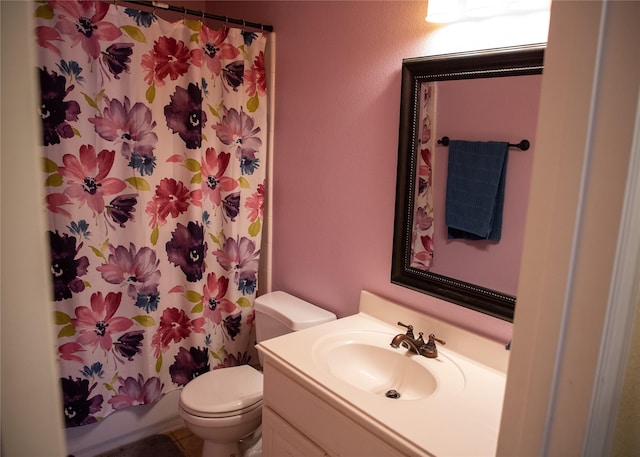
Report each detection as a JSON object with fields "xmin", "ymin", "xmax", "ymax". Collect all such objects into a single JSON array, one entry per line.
[{"xmin": 180, "ymin": 365, "xmax": 263, "ymax": 419}]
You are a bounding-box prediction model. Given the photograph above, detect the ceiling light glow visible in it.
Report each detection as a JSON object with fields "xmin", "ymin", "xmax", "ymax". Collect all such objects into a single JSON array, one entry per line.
[{"xmin": 426, "ymin": 0, "xmax": 551, "ymax": 23}]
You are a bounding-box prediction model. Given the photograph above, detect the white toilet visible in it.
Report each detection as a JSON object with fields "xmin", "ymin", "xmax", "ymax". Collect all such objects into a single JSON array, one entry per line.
[{"xmin": 178, "ymin": 291, "xmax": 337, "ymax": 457}]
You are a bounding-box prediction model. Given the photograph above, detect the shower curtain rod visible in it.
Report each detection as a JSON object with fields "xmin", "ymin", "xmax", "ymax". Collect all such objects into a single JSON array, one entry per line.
[{"xmin": 120, "ymin": 0, "xmax": 274, "ymax": 32}]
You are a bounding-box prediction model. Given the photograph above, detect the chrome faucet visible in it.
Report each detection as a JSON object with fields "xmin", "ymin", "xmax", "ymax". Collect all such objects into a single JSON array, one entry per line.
[{"xmin": 390, "ymin": 322, "xmax": 445, "ymax": 359}]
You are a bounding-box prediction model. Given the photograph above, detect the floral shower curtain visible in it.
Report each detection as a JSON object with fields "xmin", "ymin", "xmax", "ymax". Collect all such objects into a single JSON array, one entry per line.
[
  {"xmin": 410, "ymin": 82, "xmax": 435, "ymax": 270},
  {"xmin": 35, "ymin": 0, "xmax": 268, "ymax": 427}
]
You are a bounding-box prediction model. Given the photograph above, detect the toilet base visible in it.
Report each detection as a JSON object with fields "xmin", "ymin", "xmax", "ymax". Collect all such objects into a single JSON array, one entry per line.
[
  {"xmin": 199, "ymin": 427, "xmax": 261, "ymax": 457},
  {"xmin": 240, "ymin": 426, "xmax": 262, "ymax": 457},
  {"xmin": 179, "ymin": 403, "xmax": 262, "ymax": 457},
  {"xmin": 202, "ymin": 439, "xmax": 241, "ymax": 457}
]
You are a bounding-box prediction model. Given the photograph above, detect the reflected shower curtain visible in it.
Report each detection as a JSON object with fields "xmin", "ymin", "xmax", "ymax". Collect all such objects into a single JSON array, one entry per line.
[
  {"xmin": 410, "ymin": 82, "xmax": 435, "ymax": 270},
  {"xmin": 35, "ymin": 1, "xmax": 267, "ymax": 427}
]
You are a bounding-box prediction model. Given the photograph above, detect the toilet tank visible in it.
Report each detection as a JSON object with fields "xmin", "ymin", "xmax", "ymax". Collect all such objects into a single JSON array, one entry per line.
[{"xmin": 254, "ymin": 291, "xmax": 336, "ymax": 344}]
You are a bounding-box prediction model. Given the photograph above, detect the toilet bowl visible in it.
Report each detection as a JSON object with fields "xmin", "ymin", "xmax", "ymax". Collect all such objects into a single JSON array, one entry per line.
[
  {"xmin": 178, "ymin": 291, "xmax": 337, "ymax": 457},
  {"xmin": 179, "ymin": 365, "xmax": 263, "ymax": 457}
]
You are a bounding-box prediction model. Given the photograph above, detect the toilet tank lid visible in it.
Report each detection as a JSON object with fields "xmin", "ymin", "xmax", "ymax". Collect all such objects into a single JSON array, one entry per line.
[{"xmin": 254, "ymin": 291, "xmax": 336, "ymax": 330}]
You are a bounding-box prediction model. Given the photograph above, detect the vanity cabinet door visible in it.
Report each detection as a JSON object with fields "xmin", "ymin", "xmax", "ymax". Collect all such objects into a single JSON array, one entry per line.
[
  {"xmin": 262, "ymin": 406, "xmax": 328, "ymax": 457},
  {"xmin": 263, "ymin": 361, "xmax": 406, "ymax": 457}
]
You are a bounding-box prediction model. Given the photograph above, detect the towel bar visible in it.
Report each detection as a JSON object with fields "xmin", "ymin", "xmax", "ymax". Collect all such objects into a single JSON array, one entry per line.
[{"xmin": 437, "ymin": 136, "xmax": 530, "ymax": 151}]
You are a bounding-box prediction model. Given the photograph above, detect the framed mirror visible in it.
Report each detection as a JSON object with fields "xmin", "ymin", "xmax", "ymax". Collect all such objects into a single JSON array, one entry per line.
[{"xmin": 391, "ymin": 45, "xmax": 545, "ymax": 322}]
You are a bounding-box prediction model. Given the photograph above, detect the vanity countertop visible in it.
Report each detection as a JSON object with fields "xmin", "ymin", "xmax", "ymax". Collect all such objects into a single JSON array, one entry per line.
[{"xmin": 258, "ymin": 291, "xmax": 508, "ymax": 457}]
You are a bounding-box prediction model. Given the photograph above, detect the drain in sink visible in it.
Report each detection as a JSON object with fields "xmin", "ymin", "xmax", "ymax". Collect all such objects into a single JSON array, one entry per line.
[{"xmin": 385, "ymin": 389, "xmax": 401, "ymax": 399}]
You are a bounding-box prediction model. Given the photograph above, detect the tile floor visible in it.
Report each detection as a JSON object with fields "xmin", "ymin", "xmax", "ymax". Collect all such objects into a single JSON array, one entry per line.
[{"xmin": 163, "ymin": 427, "xmax": 203, "ymax": 457}]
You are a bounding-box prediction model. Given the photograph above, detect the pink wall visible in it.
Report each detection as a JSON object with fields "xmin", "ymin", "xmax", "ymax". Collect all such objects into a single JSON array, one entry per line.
[
  {"xmin": 214, "ymin": 1, "xmax": 547, "ymax": 341},
  {"xmin": 430, "ymin": 75, "xmax": 542, "ymax": 295}
]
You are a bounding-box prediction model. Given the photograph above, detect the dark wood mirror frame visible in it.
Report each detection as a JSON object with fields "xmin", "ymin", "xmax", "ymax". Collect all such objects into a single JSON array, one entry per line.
[{"xmin": 391, "ymin": 44, "xmax": 545, "ymax": 322}]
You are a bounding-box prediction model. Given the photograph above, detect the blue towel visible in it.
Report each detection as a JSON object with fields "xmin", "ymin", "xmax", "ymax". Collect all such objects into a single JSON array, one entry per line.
[{"xmin": 445, "ymin": 140, "xmax": 509, "ymax": 241}]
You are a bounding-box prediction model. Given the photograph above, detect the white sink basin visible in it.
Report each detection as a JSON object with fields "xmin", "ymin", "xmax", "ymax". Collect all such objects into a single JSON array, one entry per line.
[{"xmin": 311, "ymin": 329, "xmax": 465, "ymax": 401}]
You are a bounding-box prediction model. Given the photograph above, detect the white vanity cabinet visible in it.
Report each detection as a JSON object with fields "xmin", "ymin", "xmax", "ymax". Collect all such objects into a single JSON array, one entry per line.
[
  {"xmin": 258, "ymin": 291, "xmax": 508, "ymax": 457},
  {"xmin": 261, "ymin": 361, "xmax": 406, "ymax": 457}
]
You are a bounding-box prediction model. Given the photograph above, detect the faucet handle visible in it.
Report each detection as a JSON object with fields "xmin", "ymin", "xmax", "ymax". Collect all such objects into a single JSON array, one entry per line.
[
  {"xmin": 397, "ymin": 322, "xmax": 415, "ymax": 338},
  {"xmin": 421, "ymin": 334, "xmax": 445, "ymax": 358}
]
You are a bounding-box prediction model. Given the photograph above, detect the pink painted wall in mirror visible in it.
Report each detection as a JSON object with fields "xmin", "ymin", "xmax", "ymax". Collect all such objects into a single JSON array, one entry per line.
[{"xmin": 430, "ymin": 74, "xmax": 542, "ymax": 295}]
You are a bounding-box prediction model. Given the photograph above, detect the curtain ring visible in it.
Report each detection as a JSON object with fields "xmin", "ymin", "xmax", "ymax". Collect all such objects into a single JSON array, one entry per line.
[
  {"xmin": 200, "ymin": 10, "xmax": 204, "ymax": 25},
  {"xmin": 242, "ymin": 19, "xmax": 246, "ymax": 32},
  {"xmin": 182, "ymin": 6, "xmax": 187, "ymax": 22}
]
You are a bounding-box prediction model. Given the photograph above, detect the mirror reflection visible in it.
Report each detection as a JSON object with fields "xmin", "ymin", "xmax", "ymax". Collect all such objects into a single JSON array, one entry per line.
[{"xmin": 392, "ymin": 45, "xmax": 545, "ymax": 321}]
